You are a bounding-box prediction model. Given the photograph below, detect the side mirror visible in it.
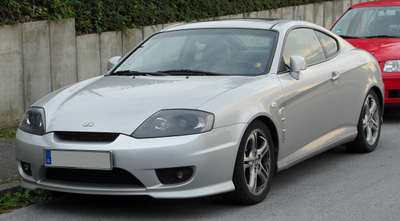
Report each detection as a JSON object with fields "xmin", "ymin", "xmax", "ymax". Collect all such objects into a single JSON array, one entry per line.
[
  {"xmin": 290, "ymin": 55, "xmax": 307, "ymax": 80},
  {"xmin": 107, "ymin": 56, "xmax": 122, "ymax": 71}
]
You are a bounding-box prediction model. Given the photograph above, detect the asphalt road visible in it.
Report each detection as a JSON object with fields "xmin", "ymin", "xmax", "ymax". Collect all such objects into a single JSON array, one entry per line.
[{"xmin": 1, "ymin": 107, "xmax": 399, "ymax": 221}]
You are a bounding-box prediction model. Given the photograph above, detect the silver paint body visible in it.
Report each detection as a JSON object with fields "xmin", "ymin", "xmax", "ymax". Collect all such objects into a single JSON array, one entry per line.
[{"xmin": 15, "ymin": 19, "xmax": 384, "ymax": 198}]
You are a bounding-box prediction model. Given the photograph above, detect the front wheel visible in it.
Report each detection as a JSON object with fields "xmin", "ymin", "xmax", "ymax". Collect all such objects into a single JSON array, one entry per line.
[
  {"xmin": 346, "ymin": 90, "xmax": 382, "ymax": 153},
  {"xmin": 223, "ymin": 120, "xmax": 276, "ymax": 205}
]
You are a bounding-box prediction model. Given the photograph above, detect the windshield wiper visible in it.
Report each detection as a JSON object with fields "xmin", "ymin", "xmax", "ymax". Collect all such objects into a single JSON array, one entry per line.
[
  {"xmin": 338, "ymin": 35, "xmax": 363, "ymax": 39},
  {"xmin": 111, "ymin": 70, "xmax": 167, "ymax": 76},
  {"xmin": 112, "ymin": 69, "xmax": 224, "ymax": 76},
  {"xmin": 111, "ymin": 70, "xmax": 147, "ymax": 76},
  {"xmin": 363, "ymin": 35, "xmax": 399, "ymax": 38},
  {"xmin": 157, "ymin": 69, "xmax": 224, "ymax": 76}
]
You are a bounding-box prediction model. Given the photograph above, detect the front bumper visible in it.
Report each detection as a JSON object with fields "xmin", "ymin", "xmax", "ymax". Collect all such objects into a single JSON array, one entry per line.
[
  {"xmin": 381, "ymin": 64, "xmax": 400, "ymax": 104},
  {"xmin": 383, "ymin": 76, "xmax": 400, "ymax": 104},
  {"xmin": 15, "ymin": 123, "xmax": 246, "ymax": 198}
]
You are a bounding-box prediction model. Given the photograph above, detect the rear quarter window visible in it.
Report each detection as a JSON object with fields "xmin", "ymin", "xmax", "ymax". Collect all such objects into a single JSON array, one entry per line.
[{"xmin": 316, "ymin": 31, "xmax": 338, "ymax": 58}]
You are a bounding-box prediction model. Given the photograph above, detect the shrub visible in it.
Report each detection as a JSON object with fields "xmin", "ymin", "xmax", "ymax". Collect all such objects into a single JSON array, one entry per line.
[{"xmin": 0, "ymin": 0, "xmax": 333, "ymax": 34}]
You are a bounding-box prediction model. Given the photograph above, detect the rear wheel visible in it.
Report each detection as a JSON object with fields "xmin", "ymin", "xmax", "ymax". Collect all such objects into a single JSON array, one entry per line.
[
  {"xmin": 346, "ymin": 90, "xmax": 382, "ymax": 153},
  {"xmin": 223, "ymin": 120, "xmax": 275, "ymax": 205}
]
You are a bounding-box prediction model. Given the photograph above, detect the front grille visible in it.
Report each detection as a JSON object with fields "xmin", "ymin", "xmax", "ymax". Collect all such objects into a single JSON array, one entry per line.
[
  {"xmin": 55, "ymin": 132, "xmax": 120, "ymax": 142},
  {"xmin": 46, "ymin": 168, "xmax": 144, "ymax": 186},
  {"xmin": 389, "ymin": 90, "xmax": 400, "ymax": 98}
]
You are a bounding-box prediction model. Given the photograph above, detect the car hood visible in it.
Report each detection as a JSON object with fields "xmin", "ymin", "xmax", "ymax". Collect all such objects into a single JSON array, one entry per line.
[
  {"xmin": 345, "ymin": 38, "xmax": 400, "ymax": 62},
  {"xmin": 41, "ymin": 75, "xmax": 262, "ymax": 135}
]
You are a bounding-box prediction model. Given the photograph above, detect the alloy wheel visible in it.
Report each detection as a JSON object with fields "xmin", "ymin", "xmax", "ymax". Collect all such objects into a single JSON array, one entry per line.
[
  {"xmin": 243, "ymin": 129, "xmax": 271, "ymax": 196},
  {"xmin": 362, "ymin": 94, "xmax": 380, "ymax": 145}
]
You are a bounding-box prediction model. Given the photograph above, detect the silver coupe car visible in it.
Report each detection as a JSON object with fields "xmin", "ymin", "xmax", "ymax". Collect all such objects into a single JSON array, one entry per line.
[{"xmin": 16, "ymin": 19, "xmax": 384, "ymax": 205}]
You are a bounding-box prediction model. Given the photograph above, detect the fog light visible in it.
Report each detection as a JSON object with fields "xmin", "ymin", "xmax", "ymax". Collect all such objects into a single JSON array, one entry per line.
[
  {"xmin": 176, "ymin": 170, "xmax": 184, "ymax": 179},
  {"xmin": 21, "ymin": 162, "xmax": 32, "ymax": 176},
  {"xmin": 156, "ymin": 167, "xmax": 193, "ymax": 184},
  {"xmin": 22, "ymin": 163, "xmax": 29, "ymax": 171}
]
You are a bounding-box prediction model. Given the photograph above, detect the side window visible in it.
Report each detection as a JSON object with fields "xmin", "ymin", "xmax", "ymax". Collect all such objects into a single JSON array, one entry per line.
[
  {"xmin": 283, "ymin": 29, "xmax": 326, "ymax": 67},
  {"xmin": 316, "ymin": 31, "xmax": 338, "ymax": 58}
]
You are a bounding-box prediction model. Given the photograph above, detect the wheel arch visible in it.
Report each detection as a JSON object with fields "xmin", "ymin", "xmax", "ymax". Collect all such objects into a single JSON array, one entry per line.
[
  {"xmin": 252, "ymin": 116, "xmax": 280, "ymax": 171},
  {"xmin": 370, "ymin": 86, "xmax": 384, "ymax": 115}
]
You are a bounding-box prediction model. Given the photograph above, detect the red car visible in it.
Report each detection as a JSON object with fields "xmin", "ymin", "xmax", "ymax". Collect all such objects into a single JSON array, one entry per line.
[{"xmin": 331, "ymin": 1, "xmax": 400, "ymax": 105}]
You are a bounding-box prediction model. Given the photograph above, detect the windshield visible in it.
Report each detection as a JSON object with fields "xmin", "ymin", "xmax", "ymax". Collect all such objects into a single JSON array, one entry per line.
[
  {"xmin": 331, "ymin": 6, "xmax": 400, "ymax": 38},
  {"xmin": 114, "ymin": 29, "xmax": 277, "ymax": 76}
]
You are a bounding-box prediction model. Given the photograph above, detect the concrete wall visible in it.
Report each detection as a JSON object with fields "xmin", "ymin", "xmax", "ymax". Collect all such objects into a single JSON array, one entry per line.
[
  {"xmin": 22, "ymin": 21, "xmax": 51, "ymax": 109},
  {"xmin": 294, "ymin": 5, "xmax": 306, "ymax": 20},
  {"xmin": 0, "ymin": 24, "xmax": 24, "ymax": 124},
  {"xmin": 122, "ymin": 28, "xmax": 143, "ymax": 55},
  {"xmin": 143, "ymin": 25, "xmax": 162, "ymax": 39},
  {"xmin": 77, "ymin": 33, "xmax": 101, "ymax": 81},
  {"xmin": 0, "ymin": 0, "xmax": 380, "ymax": 125},
  {"xmin": 50, "ymin": 19, "xmax": 77, "ymax": 91},
  {"xmin": 100, "ymin": 31, "xmax": 123, "ymax": 74}
]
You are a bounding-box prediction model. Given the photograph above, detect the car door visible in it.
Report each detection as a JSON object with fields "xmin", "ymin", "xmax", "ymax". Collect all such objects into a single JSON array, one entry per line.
[{"xmin": 277, "ymin": 28, "xmax": 345, "ymax": 167}]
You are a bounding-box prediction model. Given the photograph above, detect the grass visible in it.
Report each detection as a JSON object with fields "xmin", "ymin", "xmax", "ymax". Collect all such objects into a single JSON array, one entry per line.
[
  {"xmin": 0, "ymin": 128, "xmax": 17, "ymax": 139},
  {"xmin": 0, "ymin": 187, "xmax": 53, "ymax": 214},
  {"xmin": 0, "ymin": 126, "xmax": 52, "ymax": 213},
  {"xmin": 0, "ymin": 178, "xmax": 13, "ymax": 185},
  {"xmin": 0, "ymin": 176, "xmax": 21, "ymax": 185}
]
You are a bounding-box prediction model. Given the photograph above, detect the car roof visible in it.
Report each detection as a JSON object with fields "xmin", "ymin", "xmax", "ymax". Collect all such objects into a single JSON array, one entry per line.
[
  {"xmin": 161, "ymin": 19, "xmax": 321, "ymax": 33},
  {"xmin": 162, "ymin": 19, "xmax": 281, "ymax": 32},
  {"xmin": 350, "ymin": 0, "xmax": 400, "ymax": 8}
]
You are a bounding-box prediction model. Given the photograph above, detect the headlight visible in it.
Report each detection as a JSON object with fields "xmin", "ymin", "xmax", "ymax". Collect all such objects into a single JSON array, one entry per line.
[
  {"xmin": 133, "ymin": 110, "xmax": 214, "ymax": 138},
  {"xmin": 383, "ymin": 60, "xmax": 400, "ymax": 72},
  {"xmin": 19, "ymin": 107, "xmax": 46, "ymax": 135}
]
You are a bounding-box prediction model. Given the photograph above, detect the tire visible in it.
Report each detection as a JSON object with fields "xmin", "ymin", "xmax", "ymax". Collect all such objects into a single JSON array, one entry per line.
[
  {"xmin": 346, "ymin": 90, "xmax": 382, "ymax": 153},
  {"xmin": 223, "ymin": 120, "xmax": 276, "ymax": 205}
]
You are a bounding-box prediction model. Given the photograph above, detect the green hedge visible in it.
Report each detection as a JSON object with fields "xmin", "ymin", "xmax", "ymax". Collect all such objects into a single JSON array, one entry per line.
[{"xmin": 0, "ymin": 0, "xmax": 333, "ymax": 34}]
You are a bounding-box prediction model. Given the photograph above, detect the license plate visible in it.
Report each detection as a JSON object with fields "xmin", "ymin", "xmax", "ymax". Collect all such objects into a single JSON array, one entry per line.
[{"xmin": 44, "ymin": 150, "xmax": 112, "ymax": 170}]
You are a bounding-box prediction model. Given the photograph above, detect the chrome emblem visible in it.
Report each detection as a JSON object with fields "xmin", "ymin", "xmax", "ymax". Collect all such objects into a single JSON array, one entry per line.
[{"xmin": 83, "ymin": 122, "xmax": 95, "ymax": 127}]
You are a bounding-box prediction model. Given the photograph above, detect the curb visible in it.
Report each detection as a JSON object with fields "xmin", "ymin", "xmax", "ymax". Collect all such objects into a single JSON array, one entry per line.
[
  {"xmin": 0, "ymin": 181, "xmax": 20, "ymax": 199},
  {"xmin": 0, "ymin": 122, "xmax": 19, "ymax": 130}
]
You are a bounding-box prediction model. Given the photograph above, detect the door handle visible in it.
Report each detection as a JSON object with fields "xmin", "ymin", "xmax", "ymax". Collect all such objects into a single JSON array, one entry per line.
[{"xmin": 331, "ymin": 71, "xmax": 340, "ymax": 84}]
